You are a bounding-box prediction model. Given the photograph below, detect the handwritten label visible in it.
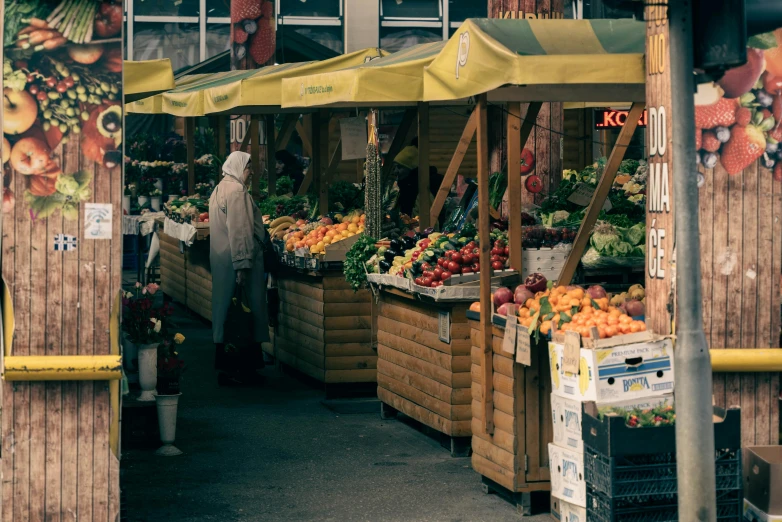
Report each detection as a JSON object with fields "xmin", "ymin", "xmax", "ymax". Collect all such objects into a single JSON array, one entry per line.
[
  {"xmin": 516, "ymin": 328, "xmax": 531, "ymax": 366},
  {"xmin": 562, "ymin": 331, "xmax": 581, "ymax": 374},
  {"xmin": 502, "ymin": 315, "xmax": 517, "ymax": 355},
  {"xmin": 567, "ymin": 183, "xmax": 612, "ymax": 211},
  {"xmin": 438, "ymin": 311, "xmax": 451, "ymax": 343},
  {"xmin": 340, "ymin": 117, "xmax": 368, "ymax": 161}
]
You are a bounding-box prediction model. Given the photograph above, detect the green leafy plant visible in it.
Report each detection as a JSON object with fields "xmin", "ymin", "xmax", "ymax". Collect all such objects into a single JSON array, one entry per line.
[{"xmin": 344, "ymin": 235, "xmax": 378, "ymax": 291}]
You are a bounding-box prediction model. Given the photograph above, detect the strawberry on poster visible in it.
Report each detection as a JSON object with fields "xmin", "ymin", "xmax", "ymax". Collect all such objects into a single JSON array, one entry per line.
[
  {"xmin": 2, "ymin": 0, "xmax": 123, "ymax": 221},
  {"xmin": 695, "ymin": 30, "xmax": 782, "ymax": 179}
]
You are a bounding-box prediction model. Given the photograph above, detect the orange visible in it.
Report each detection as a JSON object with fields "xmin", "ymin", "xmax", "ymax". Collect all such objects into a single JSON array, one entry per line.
[{"xmin": 337, "ymin": 223, "xmax": 348, "ymax": 232}]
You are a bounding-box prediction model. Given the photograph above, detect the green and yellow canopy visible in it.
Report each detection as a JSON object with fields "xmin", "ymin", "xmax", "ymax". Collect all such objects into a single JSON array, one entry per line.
[
  {"xmin": 125, "ymin": 74, "xmax": 209, "ymax": 114},
  {"xmin": 424, "ymin": 18, "xmax": 646, "ymax": 103},
  {"xmin": 203, "ymin": 47, "xmax": 387, "ymax": 115},
  {"xmin": 123, "ymin": 59, "xmax": 176, "ymax": 103},
  {"xmin": 281, "ymin": 41, "xmax": 444, "ymax": 109}
]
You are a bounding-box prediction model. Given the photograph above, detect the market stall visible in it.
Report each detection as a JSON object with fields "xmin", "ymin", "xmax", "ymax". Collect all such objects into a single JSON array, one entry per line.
[{"xmin": 421, "ymin": 17, "xmax": 647, "ymax": 503}]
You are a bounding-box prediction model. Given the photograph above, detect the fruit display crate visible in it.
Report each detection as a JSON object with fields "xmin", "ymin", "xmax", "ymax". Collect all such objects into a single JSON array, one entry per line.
[
  {"xmin": 586, "ymin": 486, "xmax": 742, "ymax": 522},
  {"xmin": 581, "ymin": 405, "xmax": 741, "ymax": 457},
  {"xmin": 584, "ymin": 446, "xmax": 742, "ymax": 500}
]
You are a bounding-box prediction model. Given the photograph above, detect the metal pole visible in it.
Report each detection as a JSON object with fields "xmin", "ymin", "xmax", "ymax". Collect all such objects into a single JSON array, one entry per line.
[{"xmin": 669, "ymin": 1, "xmax": 717, "ymax": 520}]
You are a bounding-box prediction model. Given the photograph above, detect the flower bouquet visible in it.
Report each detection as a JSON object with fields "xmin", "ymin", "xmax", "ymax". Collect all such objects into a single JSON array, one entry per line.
[{"xmin": 158, "ymin": 332, "xmax": 186, "ymax": 395}]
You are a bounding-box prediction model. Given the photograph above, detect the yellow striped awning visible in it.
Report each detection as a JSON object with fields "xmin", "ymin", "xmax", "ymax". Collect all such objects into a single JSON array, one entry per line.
[
  {"xmin": 281, "ymin": 42, "xmax": 444, "ymax": 109},
  {"xmin": 203, "ymin": 47, "xmax": 387, "ymax": 115},
  {"xmin": 161, "ymin": 70, "xmax": 255, "ymax": 117},
  {"xmin": 123, "ymin": 59, "xmax": 176, "ymax": 103},
  {"xmin": 424, "ymin": 18, "xmax": 646, "ymax": 103},
  {"xmin": 125, "ymin": 74, "xmax": 209, "ymax": 114}
]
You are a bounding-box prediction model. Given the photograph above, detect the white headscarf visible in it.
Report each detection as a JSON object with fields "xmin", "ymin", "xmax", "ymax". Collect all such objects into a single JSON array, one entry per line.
[{"xmin": 222, "ymin": 151, "xmax": 252, "ymax": 182}]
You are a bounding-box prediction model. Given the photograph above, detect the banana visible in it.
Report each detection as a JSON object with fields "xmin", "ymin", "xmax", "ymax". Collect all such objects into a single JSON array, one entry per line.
[{"xmin": 269, "ymin": 216, "xmax": 295, "ymax": 228}]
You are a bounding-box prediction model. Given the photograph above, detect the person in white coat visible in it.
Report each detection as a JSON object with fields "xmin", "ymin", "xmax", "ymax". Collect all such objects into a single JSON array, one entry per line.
[{"xmin": 209, "ymin": 151, "xmax": 269, "ymax": 385}]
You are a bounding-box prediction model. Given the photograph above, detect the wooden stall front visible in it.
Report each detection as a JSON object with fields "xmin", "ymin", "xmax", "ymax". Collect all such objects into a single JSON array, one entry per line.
[
  {"xmin": 276, "ymin": 271, "xmax": 376, "ymax": 387},
  {"xmin": 468, "ymin": 316, "xmax": 552, "ymax": 510},
  {"xmin": 376, "ymin": 290, "xmax": 473, "ymax": 456},
  {"xmin": 158, "ymin": 228, "xmax": 213, "ymax": 322}
]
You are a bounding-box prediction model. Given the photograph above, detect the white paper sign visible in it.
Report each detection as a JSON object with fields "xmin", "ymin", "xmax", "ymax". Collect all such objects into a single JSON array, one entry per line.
[
  {"xmin": 85, "ymin": 203, "xmax": 113, "ymax": 240},
  {"xmin": 567, "ymin": 182, "xmax": 612, "ymax": 211},
  {"xmin": 438, "ymin": 311, "xmax": 451, "ymax": 343},
  {"xmin": 562, "ymin": 331, "xmax": 581, "ymax": 374},
  {"xmin": 502, "ymin": 315, "xmax": 517, "ymax": 355},
  {"xmin": 340, "ymin": 117, "xmax": 368, "ymax": 161},
  {"xmin": 516, "ymin": 328, "xmax": 531, "ymax": 366}
]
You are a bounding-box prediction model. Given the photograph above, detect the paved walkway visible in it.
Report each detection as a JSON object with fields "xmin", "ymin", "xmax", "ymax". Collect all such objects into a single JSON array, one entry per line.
[{"xmin": 121, "ymin": 309, "xmax": 551, "ymax": 521}]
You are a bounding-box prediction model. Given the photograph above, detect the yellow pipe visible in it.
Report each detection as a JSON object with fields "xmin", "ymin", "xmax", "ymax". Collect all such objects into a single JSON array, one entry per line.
[
  {"xmin": 710, "ymin": 349, "xmax": 782, "ymax": 372},
  {"xmin": 3, "ymin": 355, "xmax": 122, "ymax": 381}
]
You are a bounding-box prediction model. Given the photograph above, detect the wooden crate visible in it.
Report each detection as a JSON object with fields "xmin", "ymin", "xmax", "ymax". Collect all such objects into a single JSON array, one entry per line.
[
  {"xmin": 276, "ymin": 272, "xmax": 375, "ymax": 384},
  {"xmin": 159, "ymin": 231, "xmax": 188, "ymax": 304},
  {"xmin": 376, "ymin": 291, "xmax": 473, "ymax": 450},
  {"xmin": 469, "ymin": 319, "xmax": 552, "ymax": 494}
]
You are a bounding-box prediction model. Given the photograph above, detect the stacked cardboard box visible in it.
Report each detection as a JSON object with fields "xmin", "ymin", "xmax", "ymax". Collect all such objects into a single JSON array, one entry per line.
[
  {"xmin": 547, "ymin": 336, "xmax": 676, "ymax": 519},
  {"xmin": 744, "ymin": 446, "xmax": 782, "ymax": 522}
]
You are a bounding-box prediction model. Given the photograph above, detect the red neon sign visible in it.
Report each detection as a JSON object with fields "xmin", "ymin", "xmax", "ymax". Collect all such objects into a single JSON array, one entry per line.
[{"xmin": 594, "ymin": 109, "xmax": 648, "ymax": 129}]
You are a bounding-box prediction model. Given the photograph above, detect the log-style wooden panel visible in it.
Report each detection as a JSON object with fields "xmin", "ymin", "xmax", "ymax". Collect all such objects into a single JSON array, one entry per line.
[{"xmin": 1, "ymin": 13, "xmax": 121, "ymax": 518}]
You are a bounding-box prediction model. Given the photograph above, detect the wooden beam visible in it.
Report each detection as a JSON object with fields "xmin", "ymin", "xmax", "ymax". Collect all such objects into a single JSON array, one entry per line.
[
  {"xmin": 217, "ymin": 116, "xmax": 227, "ymax": 184},
  {"xmin": 508, "ymin": 102, "xmax": 542, "ymax": 273},
  {"xmin": 430, "ymin": 107, "xmax": 478, "ymax": 225},
  {"xmin": 418, "ymin": 102, "xmax": 431, "ymax": 230},
  {"xmin": 476, "ymin": 94, "xmax": 494, "ymax": 434},
  {"xmin": 326, "ymin": 138, "xmax": 343, "ymax": 180},
  {"xmin": 250, "ymin": 115, "xmax": 261, "ymax": 201},
  {"xmin": 311, "ymin": 110, "xmax": 330, "ymax": 214},
  {"xmin": 276, "ymin": 114, "xmax": 298, "ymax": 151},
  {"xmin": 265, "ymin": 115, "xmax": 277, "ymax": 196},
  {"xmin": 296, "ymin": 117, "xmax": 313, "ymax": 157},
  {"xmin": 381, "ymin": 107, "xmax": 418, "ymax": 182},
  {"xmin": 239, "ymin": 121, "xmax": 251, "ymax": 152},
  {"xmin": 185, "ymin": 118, "xmax": 195, "ymax": 193},
  {"xmin": 297, "ymin": 164, "xmax": 314, "ymax": 196},
  {"xmin": 558, "ymin": 101, "xmax": 645, "ymax": 284}
]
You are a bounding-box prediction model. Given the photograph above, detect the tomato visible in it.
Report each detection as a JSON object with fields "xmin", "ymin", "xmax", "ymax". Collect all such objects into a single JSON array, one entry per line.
[
  {"xmin": 440, "ymin": 270, "xmax": 452, "ymax": 281},
  {"xmin": 437, "ymin": 258, "xmax": 446, "ymax": 267},
  {"xmin": 447, "ymin": 261, "xmax": 461, "ymax": 273},
  {"xmin": 421, "ymin": 262, "xmax": 432, "ymax": 271},
  {"xmin": 415, "ymin": 277, "xmax": 424, "ymax": 286},
  {"xmin": 95, "ymin": 1, "xmax": 123, "ymax": 38},
  {"xmin": 491, "ymin": 247, "xmax": 503, "ymax": 256},
  {"xmin": 471, "ymin": 262, "xmax": 481, "ymax": 272},
  {"xmin": 422, "ymin": 277, "xmax": 434, "ymax": 287},
  {"xmin": 466, "ymin": 241, "xmax": 477, "ymax": 250},
  {"xmin": 450, "ymin": 265, "xmax": 462, "ymax": 275},
  {"xmin": 525, "ymin": 175, "xmax": 544, "ymax": 193},
  {"xmin": 461, "ymin": 267, "xmax": 473, "ymax": 274},
  {"xmin": 445, "ymin": 250, "xmax": 456, "ymax": 258},
  {"xmin": 199, "ymin": 212, "xmax": 209, "ymax": 221},
  {"xmin": 450, "ymin": 252, "xmax": 463, "ymax": 264},
  {"xmin": 423, "ymin": 270, "xmax": 435, "ymax": 279},
  {"xmin": 495, "ymin": 240, "xmax": 505, "ymax": 248},
  {"xmin": 491, "ymin": 260, "xmax": 504, "ymax": 270},
  {"xmin": 433, "ymin": 267, "xmax": 443, "ymax": 280},
  {"xmin": 432, "ymin": 281, "xmax": 443, "ymax": 288},
  {"xmin": 504, "ymin": 246, "xmax": 509, "ymax": 256},
  {"xmin": 462, "ymin": 253, "xmax": 474, "ymax": 264},
  {"xmin": 491, "ymin": 255, "xmax": 501, "ymax": 263}
]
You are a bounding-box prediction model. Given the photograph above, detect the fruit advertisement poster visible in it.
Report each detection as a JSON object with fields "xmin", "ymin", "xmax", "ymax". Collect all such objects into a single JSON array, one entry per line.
[
  {"xmin": 695, "ymin": 31, "xmax": 782, "ymax": 178},
  {"xmin": 229, "ymin": 0, "xmax": 275, "ymax": 151}
]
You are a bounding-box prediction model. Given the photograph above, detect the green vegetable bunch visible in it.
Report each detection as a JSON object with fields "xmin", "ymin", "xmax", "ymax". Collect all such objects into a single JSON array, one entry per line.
[
  {"xmin": 329, "ymin": 181, "xmax": 364, "ymax": 213},
  {"xmin": 599, "ymin": 403, "xmax": 675, "ymax": 428},
  {"xmin": 344, "ymin": 235, "xmax": 378, "ymax": 291}
]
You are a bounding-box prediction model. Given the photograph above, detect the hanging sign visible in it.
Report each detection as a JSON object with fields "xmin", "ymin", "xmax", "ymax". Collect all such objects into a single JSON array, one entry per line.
[
  {"xmin": 502, "ymin": 315, "xmax": 518, "ymax": 355},
  {"xmin": 562, "ymin": 332, "xmax": 581, "ymax": 375},
  {"xmin": 340, "ymin": 117, "xmax": 368, "ymax": 161},
  {"xmin": 516, "ymin": 329, "xmax": 531, "ymax": 366},
  {"xmin": 594, "ymin": 109, "xmax": 648, "ymax": 129}
]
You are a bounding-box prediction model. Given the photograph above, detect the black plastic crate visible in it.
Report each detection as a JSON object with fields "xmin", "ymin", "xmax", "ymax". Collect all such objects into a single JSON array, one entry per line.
[
  {"xmin": 585, "ymin": 446, "xmax": 741, "ymax": 499},
  {"xmin": 581, "ymin": 405, "xmax": 741, "ymax": 457},
  {"xmin": 586, "ymin": 487, "xmax": 742, "ymax": 522}
]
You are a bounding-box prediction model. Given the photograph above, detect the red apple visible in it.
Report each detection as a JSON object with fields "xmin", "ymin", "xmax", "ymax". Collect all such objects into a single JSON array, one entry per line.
[
  {"xmin": 10, "ymin": 138, "xmax": 52, "ymax": 175},
  {"xmin": 68, "ymin": 44, "xmax": 104, "ymax": 65}
]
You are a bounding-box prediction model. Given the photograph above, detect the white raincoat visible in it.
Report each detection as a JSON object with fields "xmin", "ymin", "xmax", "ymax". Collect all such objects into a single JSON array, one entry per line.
[{"xmin": 209, "ymin": 151, "xmax": 269, "ymax": 344}]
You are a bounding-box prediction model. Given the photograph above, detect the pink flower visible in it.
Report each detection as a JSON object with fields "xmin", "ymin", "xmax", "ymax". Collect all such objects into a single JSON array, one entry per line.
[
  {"xmin": 146, "ymin": 283, "xmax": 160, "ymax": 295},
  {"xmin": 135, "ymin": 282, "xmax": 142, "ymax": 288},
  {"xmin": 142, "ymin": 287, "xmax": 147, "ymax": 295}
]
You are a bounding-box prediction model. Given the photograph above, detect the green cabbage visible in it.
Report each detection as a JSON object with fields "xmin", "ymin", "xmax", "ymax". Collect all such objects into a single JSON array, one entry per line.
[{"xmin": 624, "ymin": 222, "xmax": 646, "ymax": 246}]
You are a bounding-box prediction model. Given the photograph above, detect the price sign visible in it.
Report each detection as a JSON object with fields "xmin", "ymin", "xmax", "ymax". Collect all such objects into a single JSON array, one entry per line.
[
  {"xmin": 567, "ymin": 182, "xmax": 613, "ymax": 211},
  {"xmin": 308, "ymin": 257, "xmax": 319, "ymax": 270},
  {"xmin": 562, "ymin": 331, "xmax": 581, "ymax": 374},
  {"xmin": 502, "ymin": 314, "xmax": 518, "ymax": 355},
  {"xmin": 438, "ymin": 311, "xmax": 451, "ymax": 343},
  {"xmin": 516, "ymin": 328, "xmax": 531, "ymax": 366}
]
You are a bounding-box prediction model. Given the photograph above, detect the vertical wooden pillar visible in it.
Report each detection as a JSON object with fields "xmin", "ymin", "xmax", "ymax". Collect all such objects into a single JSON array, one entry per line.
[
  {"xmin": 476, "ymin": 94, "xmax": 494, "ymax": 434},
  {"xmin": 417, "ymin": 102, "xmax": 431, "ymax": 230},
  {"xmin": 250, "ymin": 115, "xmax": 261, "ymax": 201},
  {"xmin": 507, "ymin": 102, "xmax": 523, "ymax": 273},
  {"xmin": 312, "ymin": 110, "xmax": 330, "ymax": 214},
  {"xmin": 266, "ymin": 115, "xmax": 277, "ymax": 196},
  {"xmin": 217, "ymin": 116, "xmax": 227, "ymax": 183},
  {"xmin": 186, "ymin": 117, "xmax": 196, "ymax": 193}
]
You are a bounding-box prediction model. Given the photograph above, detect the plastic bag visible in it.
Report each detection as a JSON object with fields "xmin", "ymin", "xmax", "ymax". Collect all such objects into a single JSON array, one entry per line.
[{"xmin": 219, "ymin": 287, "xmax": 257, "ymax": 371}]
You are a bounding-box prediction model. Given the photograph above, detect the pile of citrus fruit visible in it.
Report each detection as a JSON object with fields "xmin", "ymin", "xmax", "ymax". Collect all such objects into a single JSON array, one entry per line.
[{"xmin": 284, "ymin": 211, "xmax": 365, "ymax": 254}]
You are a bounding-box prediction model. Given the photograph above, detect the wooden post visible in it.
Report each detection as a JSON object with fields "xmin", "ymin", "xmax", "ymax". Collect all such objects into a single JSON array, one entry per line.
[
  {"xmin": 557, "ymin": 102, "xmax": 644, "ymax": 285},
  {"xmin": 250, "ymin": 115, "xmax": 261, "ymax": 201},
  {"xmin": 417, "ymin": 102, "xmax": 431, "ymax": 230},
  {"xmin": 217, "ymin": 116, "xmax": 227, "ymax": 184},
  {"xmin": 430, "ymin": 107, "xmax": 477, "ymax": 225},
  {"xmin": 476, "ymin": 94, "xmax": 494, "ymax": 434},
  {"xmin": 312, "ymin": 111, "xmax": 330, "ymax": 214},
  {"xmin": 266, "ymin": 115, "xmax": 277, "ymax": 196},
  {"xmin": 186, "ymin": 117, "xmax": 196, "ymax": 193}
]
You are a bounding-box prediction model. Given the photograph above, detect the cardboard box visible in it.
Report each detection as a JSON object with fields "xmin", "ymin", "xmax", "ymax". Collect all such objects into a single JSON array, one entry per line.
[
  {"xmin": 323, "ymin": 233, "xmax": 360, "ymax": 262},
  {"xmin": 551, "ymin": 394, "xmax": 673, "ymax": 453},
  {"xmin": 745, "ymin": 499, "xmax": 782, "ymax": 522},
  {"xmin": 745, "ymin": 446, "xmax": 782, "ymax": 516},
  {"xmin": 549, "ymin": 443, "xmax": 586, "ymax": 508},
  {"xmin": 550, "ymin": 495, "xmax": 587, "ymax": 522},
  {"xmin": 549, "ymin": 339, "xmax": 674, "ymax": 402}
]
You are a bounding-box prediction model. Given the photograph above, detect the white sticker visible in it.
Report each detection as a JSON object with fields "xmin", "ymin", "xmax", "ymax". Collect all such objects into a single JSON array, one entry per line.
[{"xmin": 85, "ymin": 203, "xmax": 113, "ymax": 240}]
